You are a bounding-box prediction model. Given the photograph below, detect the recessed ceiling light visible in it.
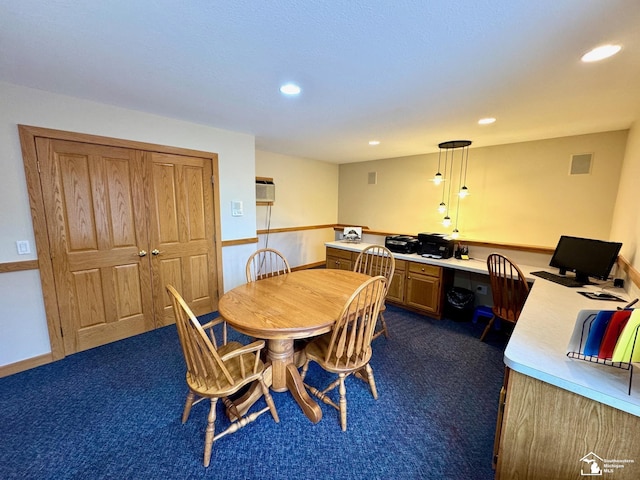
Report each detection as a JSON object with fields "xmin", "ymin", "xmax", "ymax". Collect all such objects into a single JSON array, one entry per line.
[
  {"xmin": 581, "ymin": 44, "xmax": 622, "ymax": 63},
  {"xmin": 279, "ymin": 83, "xmax": 301, "ymax": 95},
  {"xmin": 478, "ymin": 117, "xmax": 496, "ymax": 125},
  {"xmin": 369, "ymin": 140, "xmax": 380, "ymax": 146}
]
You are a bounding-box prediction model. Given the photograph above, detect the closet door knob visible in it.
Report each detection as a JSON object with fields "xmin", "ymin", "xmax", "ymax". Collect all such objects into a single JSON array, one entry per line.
[
  {"xmin": 138, "ymin": 250, "xmax": 147, "ymax": 257},
  {"xmin": 151, "ymin": 249, "xmax": 161, "ymax": 256}
]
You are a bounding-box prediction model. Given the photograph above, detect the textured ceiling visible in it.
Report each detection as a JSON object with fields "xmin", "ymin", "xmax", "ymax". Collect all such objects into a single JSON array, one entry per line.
[{"xmin": 1, "ymin": 0, "xmax": 640, "ymax": 163}]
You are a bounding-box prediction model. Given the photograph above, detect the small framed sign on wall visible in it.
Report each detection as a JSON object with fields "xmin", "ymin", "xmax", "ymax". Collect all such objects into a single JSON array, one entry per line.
[{"xmin": 343, "ymin": 227, "xmax": 362, "ymax": 243}]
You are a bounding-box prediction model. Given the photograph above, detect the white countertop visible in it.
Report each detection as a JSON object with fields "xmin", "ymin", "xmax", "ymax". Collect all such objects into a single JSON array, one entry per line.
[
  {"xmin": 326, "ymin": 240, "xmax": 493, "ymax": 276},
  {"xmin": 326, "ymin": 241, "xmax": 640, "ymax": 416}
]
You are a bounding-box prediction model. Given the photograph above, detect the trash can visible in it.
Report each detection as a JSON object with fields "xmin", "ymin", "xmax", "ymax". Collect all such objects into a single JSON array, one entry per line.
[{"xmin": 445, "ymin": 287, "xmax": 475, "ymax": 321}]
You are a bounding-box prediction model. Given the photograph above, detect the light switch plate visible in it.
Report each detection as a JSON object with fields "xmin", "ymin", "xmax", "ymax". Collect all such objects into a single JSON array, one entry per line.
[
  {"xmin": 16, "ymin": 240, "xmax": 31, "ymax": 255},
  {"xmin": 231, "ymin": 200, "xmax": 244, "ymax": 217}
]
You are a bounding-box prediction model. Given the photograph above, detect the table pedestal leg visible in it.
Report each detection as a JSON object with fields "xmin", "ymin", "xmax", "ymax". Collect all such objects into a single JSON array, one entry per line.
[
  {"xmin": 267, "ymin": 339, "xmax": 294, "ymax": 392},
  {"xmin": 268, "ymin": 339, "xmax": 322, "ymax": 423},
  {"xmin": 285, "ymin": 363, "xmax": 322, "ymax": 423}
]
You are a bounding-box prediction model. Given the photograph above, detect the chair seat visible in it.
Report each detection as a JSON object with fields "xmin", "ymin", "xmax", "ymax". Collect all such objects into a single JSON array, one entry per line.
[
  {"xmin": 494, "ymin": 306, "xmax": 518, "ymax": 323},
  {"xmin": 305, "ymin": 333, "xmax": 373, "ymax": 374},
  {"xmin": 187, "ymin": 341, "xmax": 266, "ymax": 397}
]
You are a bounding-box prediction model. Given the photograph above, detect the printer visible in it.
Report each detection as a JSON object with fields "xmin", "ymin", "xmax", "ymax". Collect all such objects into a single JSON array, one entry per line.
[
  {"xmin": 418, "ymin": 232, "xmax": 455, "ymax": 259},
  {"xmin": 385, "ymin": 235, "xmax": 421, "ymax": 254}
]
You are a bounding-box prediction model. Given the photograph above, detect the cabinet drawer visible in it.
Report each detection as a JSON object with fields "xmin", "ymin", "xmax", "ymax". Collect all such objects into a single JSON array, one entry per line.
[
  {"xmin": 394, "ymin": 259, "xmax": 407, "ymax": 272},
  {"xmin": 408, "ymin": 262, "xmax": 441, "ymax": 278},
  {"xmin": 326, "ymin": 247, "xmax": 354, "ymax": 260}
]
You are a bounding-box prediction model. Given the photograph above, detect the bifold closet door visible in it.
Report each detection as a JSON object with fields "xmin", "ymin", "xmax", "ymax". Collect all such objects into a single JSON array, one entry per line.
[
  {"xmin": 145, "ymin": 151, "xmax": 219, "ymax": 327},
  {"xmin": 36, "ymin": 139, "xmax": 154, "ymax": 354},
  {"xmin": 34, "ymin": 140, "xmax": 220, "ymax": 355}
]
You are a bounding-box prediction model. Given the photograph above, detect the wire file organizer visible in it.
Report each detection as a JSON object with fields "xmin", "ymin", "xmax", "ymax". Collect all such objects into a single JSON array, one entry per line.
[{"xmin": 566, "ymin": 309, "xmax": 639, "ymax": 395}]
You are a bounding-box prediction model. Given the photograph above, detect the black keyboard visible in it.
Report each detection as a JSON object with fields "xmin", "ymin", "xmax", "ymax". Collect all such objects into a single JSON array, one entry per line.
[{"xmin": 530, "ymin": 270, "xmax": 584, "ymax": 287}]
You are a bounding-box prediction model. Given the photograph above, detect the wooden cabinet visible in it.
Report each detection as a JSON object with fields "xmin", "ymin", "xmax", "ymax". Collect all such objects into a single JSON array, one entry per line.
[
  {"xmin": 326, "ymin": 247, "xmax": 356, "ymax": 271},
  {"xmin": 325, "ymin": 246, "xmax": 451, "ymax": 319},
  {"xmin": 496, "ymin": 370, "xmax": 640, "ymax": 479},
  {"xmin": 405, "ymin": 262, "xmax": 443, "ymax": 316},
  {"xmin": 386, "ymin": 259, "xmax": 406, "ymax": 303}
]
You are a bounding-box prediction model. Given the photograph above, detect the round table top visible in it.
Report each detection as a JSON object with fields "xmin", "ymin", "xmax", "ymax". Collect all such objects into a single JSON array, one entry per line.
[{"xmin": 218, "ymin": 269, "xmax": 370, "ymax": 340}]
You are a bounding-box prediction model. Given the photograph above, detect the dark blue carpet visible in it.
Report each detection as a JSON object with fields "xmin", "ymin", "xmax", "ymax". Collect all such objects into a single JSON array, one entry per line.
[{"xmin": 0, "ymin": 305, "xmax": 507, "ymax": 479}]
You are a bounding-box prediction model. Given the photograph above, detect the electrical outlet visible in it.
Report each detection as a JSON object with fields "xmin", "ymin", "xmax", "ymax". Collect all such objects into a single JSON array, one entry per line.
[{"xmin": 476, "ymin": 284, "xmax": 488, "ymax": 295}]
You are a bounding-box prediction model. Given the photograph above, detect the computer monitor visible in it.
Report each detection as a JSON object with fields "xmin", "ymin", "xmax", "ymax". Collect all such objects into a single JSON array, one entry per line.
[{"xmin": 549, "ymin": 235, "xmax": 622, "ymax": 284}]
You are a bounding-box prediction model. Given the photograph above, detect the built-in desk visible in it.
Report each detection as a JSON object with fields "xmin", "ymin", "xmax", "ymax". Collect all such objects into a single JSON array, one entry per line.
[{"xmin": 326, "ymin": 241, "xmax": 640, "ymax": 478}]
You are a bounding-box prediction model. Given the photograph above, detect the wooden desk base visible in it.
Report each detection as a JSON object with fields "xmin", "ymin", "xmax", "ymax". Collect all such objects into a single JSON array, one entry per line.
[
  {"xmin": 497, "ymin": 371, "xmax": 640, "ymax": 479},
  {"xmin": 229, "ymin": 339, "xmax": 323, "ymax": 424}
]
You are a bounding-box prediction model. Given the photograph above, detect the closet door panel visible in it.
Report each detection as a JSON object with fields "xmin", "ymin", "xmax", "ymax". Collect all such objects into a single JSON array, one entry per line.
[
  {"xmin": 36, "ymin": 138, "xmax": 154, "ymax": 354},
  {"xmin": 147, "ymin": 152, "xmax": 219, "ymax": 326}
]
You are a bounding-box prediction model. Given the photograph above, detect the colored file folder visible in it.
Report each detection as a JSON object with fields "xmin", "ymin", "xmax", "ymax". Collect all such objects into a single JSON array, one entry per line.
[
  {"xmin": 598, "ymin": 310, "xmax": 632, "ymax": 359},
  {"xmin": 611, "ymin": 310, "xmax": 640, "ymax": 363},
  {"xmin": 583, "ymin": 310, "xmax": 615, "ymax": 357}
]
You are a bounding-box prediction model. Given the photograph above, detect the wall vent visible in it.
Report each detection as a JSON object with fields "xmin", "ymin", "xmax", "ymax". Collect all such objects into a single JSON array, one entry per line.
[
  {"xmin": 256, "ymin": 177, "xmax": 275, "ymax": 202},
  {"xmin": 569, "ymin": 153, "xmax": 593, "ymax": 175},
  {"xmin": 368, "ymin": 171, "xmax": 377, "ymax": 185}
]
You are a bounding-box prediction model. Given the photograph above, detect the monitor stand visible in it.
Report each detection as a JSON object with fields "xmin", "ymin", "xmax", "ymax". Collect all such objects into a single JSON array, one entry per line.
[
  {"xmin": 574, "ymin": 272, "xmax": 592, "ymax": 285},
  {"xmin": 558, "ymin": 268, "xmax": 591, "ymax": 285}
]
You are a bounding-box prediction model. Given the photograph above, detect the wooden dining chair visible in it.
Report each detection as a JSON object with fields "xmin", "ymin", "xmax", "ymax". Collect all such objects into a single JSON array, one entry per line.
[
  {"xmin": 300, "ymin": 275, "xmax": 387, "ymax": 431},
  {"xmin": 353, "ymin": 245, "xmax": 396, "ymax": 340},
  {"xmin": 166, "ymin": 285, "xmax": 279, "ymax": 467},
  {"xmin": 246, "ymin": 248, "xmax": 291, "ymax": 282},
  {"xmin": 481, "ymin": 253, "xmax": 530, "ymax": 341}
]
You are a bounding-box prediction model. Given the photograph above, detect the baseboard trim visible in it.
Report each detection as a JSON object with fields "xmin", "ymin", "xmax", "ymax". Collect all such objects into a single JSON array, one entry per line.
[{"xmin": 0, "ymin": 353, "xmax": 53, "ymax": 378}]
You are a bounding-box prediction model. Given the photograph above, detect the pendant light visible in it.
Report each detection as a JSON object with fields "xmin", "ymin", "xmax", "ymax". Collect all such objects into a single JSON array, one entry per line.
[
  {"xmin": 433, "ymin": 148, "xmax": 444, "ymax": 185},
  {"xmin": 458, "ymin": 145, "xmax": 470, "ymax": 198},
  {"xmin": 437, "ymin": 149, "xmax": 448, "ymax": 213},
  {"xmin": 433, "ymin": 140, "xmax": 472, "ymax": 237}
]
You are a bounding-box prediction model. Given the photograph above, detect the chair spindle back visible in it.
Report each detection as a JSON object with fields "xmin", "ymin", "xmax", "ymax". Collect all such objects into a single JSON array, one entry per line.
[
  {"xmin": 324, "ymin": 276, "xmax": 387, "ymax": 370},
  {"xmin": 167, "ymin": 285, "xmax": 235, "ymax": 390},
  {"xmin": 246, "ymin": 248, "xmax": 291, "ymax": 282},
  {"xmin": 486, "ymin": 253, "xmax": 530, "ymax": 322}
]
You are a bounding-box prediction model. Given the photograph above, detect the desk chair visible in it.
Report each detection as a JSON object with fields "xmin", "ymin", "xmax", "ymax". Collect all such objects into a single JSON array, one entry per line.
[
  {"xmin": 481, "ymin": 253, "xmax": 530, "ymax": 341},
  {"xmin": 166, "ymin": 285, "xmax": 279, "ymax": 467},
  {"xmin": 246, "ymin": 248, "xmax": 291, "ymax": 282},
  {"xmin": 300, "ymin": 276, "xmax": 387, "ymax": 431},
  {"xmin": 353, "ymin": 245, "xmax": 395, "ymax": 340}
]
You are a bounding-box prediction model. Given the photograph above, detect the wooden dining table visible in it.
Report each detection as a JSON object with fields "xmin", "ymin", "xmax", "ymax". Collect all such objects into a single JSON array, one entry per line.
[{"xmin": 218, "ymin": 268, "xmax": 370, "ymax": 423}]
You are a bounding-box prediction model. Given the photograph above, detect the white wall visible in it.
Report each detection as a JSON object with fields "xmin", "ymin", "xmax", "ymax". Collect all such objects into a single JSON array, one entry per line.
[
  {"xmin": 255, "ymin": 150, "xmax": 339, "ymax": 268},
  {"xmin": 611, "ymin": 121, "xmax": 640, "ymax": 299},
  {"xmin": 338, "ymin": 131, "xmax": 628, "ymax": 247},
  {"xmin": 0, "ymin": 81, "xmax": 257, "ymax": 366}
]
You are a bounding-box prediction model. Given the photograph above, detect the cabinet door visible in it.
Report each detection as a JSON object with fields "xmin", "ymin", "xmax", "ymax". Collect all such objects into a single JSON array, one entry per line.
[
  {"xmin": 405, "ymin": 272, "xmax": 440, "ymax": 315},
  {"xmin": 326, "ymin": 247, "xmax": 354, "ymax": 271},
  {"xmin": 326, "ymin": 255, "xmax": 353, "ymax": 271},
  {"xmin": 387, "ymin": 268, "xmax": 405, "ymax": 303}
]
